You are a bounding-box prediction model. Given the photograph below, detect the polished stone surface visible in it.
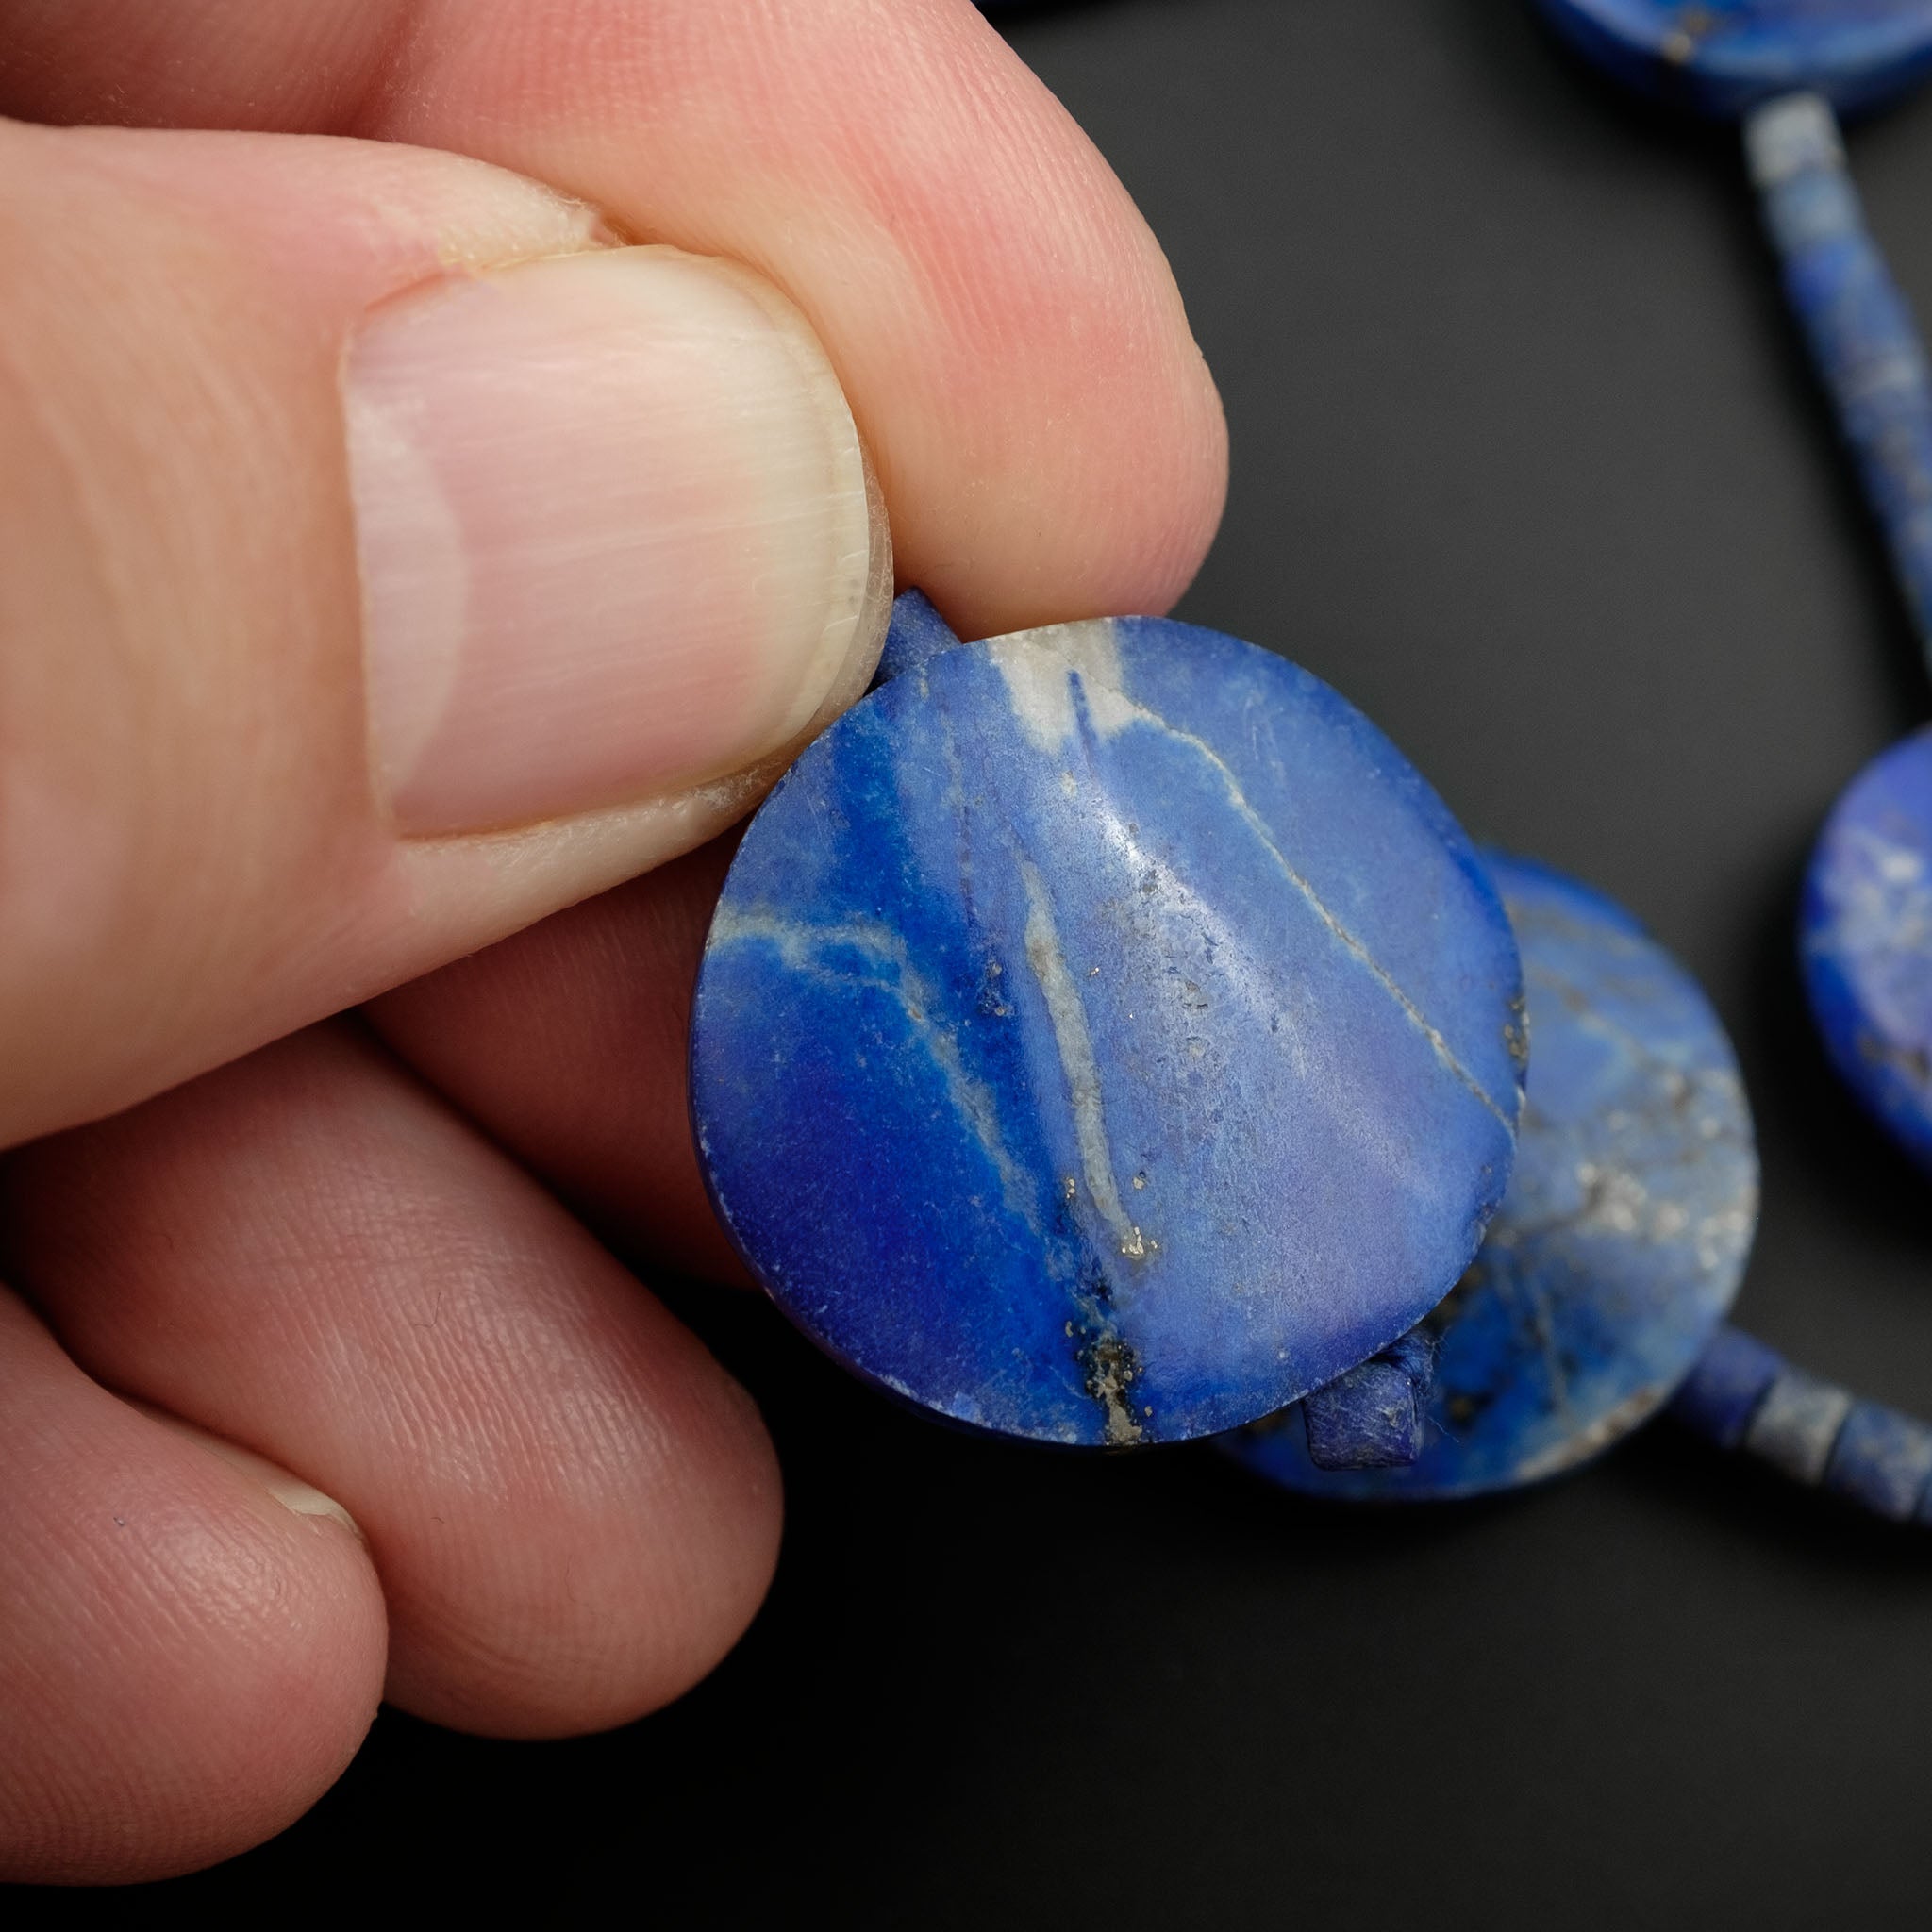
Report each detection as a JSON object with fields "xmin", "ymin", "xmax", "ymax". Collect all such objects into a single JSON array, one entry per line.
[
  {"xmin": 1802, "ymin": 724, "xmax": 1932, "ymax": 1170},
  {"xmin": 691, "ymin": 608, "xmax": 1524, "ymax": 1446},
  {"xmin": 1227, "ymin": 852, "xmax": 1757, "ymax": 1498},
  {"xmin": 1537, "ymin": 0, "xmax": 1932, "ymax": 117}
]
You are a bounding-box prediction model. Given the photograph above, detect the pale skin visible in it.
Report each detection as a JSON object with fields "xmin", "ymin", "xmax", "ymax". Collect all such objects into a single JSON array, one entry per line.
[{"xmin": 0, "ymin": 0, "xmax": 1226, "ymax": 1884}]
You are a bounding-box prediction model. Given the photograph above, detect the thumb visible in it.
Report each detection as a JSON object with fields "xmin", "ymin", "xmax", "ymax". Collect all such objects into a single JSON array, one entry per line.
[{"xmin": 1, "ymin": 121, "xmax": 889, "ymax": 1147}]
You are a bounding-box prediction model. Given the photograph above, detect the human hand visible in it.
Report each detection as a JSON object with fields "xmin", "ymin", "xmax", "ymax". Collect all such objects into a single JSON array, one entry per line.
[{"xmin": 0, "ymin": 0, "xmax": 1224, "ymax": 1885}]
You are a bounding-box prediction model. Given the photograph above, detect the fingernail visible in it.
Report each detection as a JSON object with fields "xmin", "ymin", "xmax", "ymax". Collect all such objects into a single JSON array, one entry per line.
[
  {"xmin": 345, "ymin": 246, "xmax": 890, "ymax": 835},
  {"xmin": 133, "ymin": 1402, "xmax": 365, "ymax": 1541}
]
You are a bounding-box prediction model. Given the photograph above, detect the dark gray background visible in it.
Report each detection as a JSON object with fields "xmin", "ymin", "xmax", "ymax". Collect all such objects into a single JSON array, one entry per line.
[{"xmin": 25, "ymin": 0, "xmax": 1932, "ymax": 1922}]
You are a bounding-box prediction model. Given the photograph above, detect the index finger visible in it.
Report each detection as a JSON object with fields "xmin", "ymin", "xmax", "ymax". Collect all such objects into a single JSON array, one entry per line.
[{"xmin": 0, "ymin": 0, "xmax": 1226, "ymax": 638}]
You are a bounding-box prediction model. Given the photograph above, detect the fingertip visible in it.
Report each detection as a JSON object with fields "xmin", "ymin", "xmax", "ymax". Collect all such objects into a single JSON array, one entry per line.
[
  {"xmin": 0, "ymin": 1293, "xmax": 387, "ymax": 1884},
  {"xmin": 399, "ymin": 1339, "xmax": 784, "ymax": 1741},
  {"xmin": 7, "ymin": 1025, "xmax": 780, "ymax": 1749},
  {"xmin": 370, "ymin": 1210, "xmax": 785, "ymax": 1740}
]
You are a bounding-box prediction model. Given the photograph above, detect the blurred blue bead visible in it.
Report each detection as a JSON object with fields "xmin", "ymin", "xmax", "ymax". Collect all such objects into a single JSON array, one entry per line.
[
  {"xmin": 1824, "ymin": 1400, "xmax": 1932, "ymax": 1518},
  {"xmin": 1536, "ymin": 0, "xmax": 1932, "ymax": 118},
  {"xmin": 1671, "ymin": 1322, "xmax": 1785, "ymax": 1449},
  {"xmin": 1802, "ymin": 725, "xmax": 1932, "ymax": 1173},
  {"xmin": 1744, "ymin": 1362, "xmax": 1856, "ymax": 1482},
  {"xmin": 1747, "ymin": 97, "xmax": 1932, "ymax": 660}
]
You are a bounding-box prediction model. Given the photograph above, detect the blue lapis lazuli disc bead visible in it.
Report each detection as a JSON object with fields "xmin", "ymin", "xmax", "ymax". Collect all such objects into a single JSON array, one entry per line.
[
  {"xmin": 1535, "ymin": 0, "xmax": 1932, "ymax": 117},
  {"xmin": 690, "ymin": 610, "xmax": 1524, "ymax": 1447},
  {"xmin": 1224, "ymin": 852, "xmax": 1758, "ymax": 1499},
  {"xmin": 1802, "ymin": 724, "xmax": 1932, "ymax": 1170}
]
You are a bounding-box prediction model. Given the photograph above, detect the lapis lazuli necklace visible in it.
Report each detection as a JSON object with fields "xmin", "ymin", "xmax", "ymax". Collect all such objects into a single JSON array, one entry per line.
[{"xmin": 688, "ymin": 0, "xmax": 1932, "ymax": 1527}]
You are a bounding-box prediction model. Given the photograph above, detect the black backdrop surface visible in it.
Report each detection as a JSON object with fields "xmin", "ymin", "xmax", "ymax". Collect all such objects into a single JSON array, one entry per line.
[{"xmin": 22, "ymin": 1, "xmax": 1932, "ymax": 1923}]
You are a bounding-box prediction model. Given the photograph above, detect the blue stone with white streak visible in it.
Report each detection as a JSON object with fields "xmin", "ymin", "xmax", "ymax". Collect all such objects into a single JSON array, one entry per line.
[
  {"xmin": 1802, "ymin": 725, "xmax": 1932, "ymax": 1171},
  {"xmin": 691, "ymin": 611, "xmax": 1524, "ymax": 1447},
  {"xmin": 1226, "ymin": 853, "xmax": 1757, "ymax": 1498},
  {"xmin": 1536, "ymin": 1, "xmax": 1932, "ymax": 118}
]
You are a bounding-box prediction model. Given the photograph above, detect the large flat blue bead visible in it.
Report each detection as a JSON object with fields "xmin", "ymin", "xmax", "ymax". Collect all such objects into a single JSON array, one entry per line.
[
  {"xmin": 1536, "ymin": 1, "xmax": 1932, "ymax": 117},
  {"xmin": 1802, "ymin": 726, "xmax": 1932, "ymax": 1171},
  {"xmin": 691, "ymin": 618, "xmax": 1524, "ymax": 1447},
  {"xmin": 1226, "ymin": 852, "xmax": 1757, "ymax": 1497}
]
